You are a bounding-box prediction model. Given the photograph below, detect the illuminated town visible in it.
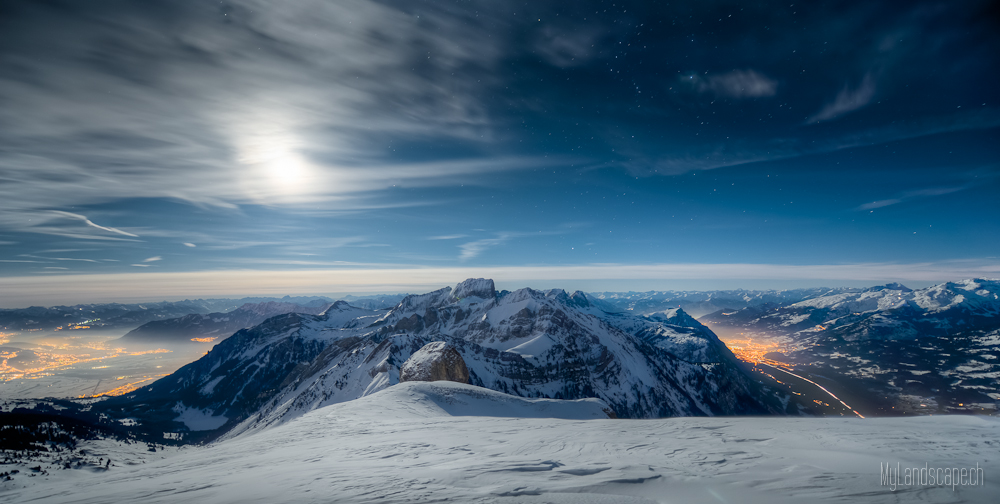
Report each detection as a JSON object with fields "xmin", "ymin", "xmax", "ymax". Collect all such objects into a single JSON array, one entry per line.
[
  {"xmin": 716, "ymin": 333, "xmax": 795, "ymax": 369},
  {"xmin": 0, "ymin": 329, "xmax": 174, "ymax": 397},
  {"xmin": 84, "ymin": 374, "xmax": 168, "ymax": 398},
  {"xmin": 716, "ymin": 332, "xmax": 865, "ymax": 419}
]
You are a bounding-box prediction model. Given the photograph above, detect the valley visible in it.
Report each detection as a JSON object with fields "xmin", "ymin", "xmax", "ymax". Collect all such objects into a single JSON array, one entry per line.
[
  {"xmin": 708, "ymin": 328, "xmax": 868, "ymax": 417},
  {"xmin": 696, "ymin": 280, "xmax": 1000, "ymax": 417}
]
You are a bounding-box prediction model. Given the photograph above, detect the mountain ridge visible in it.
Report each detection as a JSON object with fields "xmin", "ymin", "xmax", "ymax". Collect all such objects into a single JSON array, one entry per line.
[{"xmin": 100, "ymin": 278, "xmax": 789, "ymax": 440}]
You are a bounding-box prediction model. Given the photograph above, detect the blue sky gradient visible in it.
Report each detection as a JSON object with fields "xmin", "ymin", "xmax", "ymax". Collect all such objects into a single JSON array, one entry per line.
[{"xmin": 0, "ymin": 0, "xmax": 997, "ymax": 305}]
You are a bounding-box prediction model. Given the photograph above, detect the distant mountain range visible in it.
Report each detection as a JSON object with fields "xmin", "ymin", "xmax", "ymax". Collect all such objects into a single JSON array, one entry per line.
[
  {"xmin": 589, "ymin": 287, "xmax": 859, "ymax": 318},
  {"xmin": 117, "ymin": 300, "xmax": 335, "ymax": 344},
  {"xmin": 0, "ymin": 294, "xmax": 407, "ymax": 333},
  {"xmin": 96, "ymin": 278, "xmax": 788, "ymax": 441},
  {"xmin": 0, "ymin": 296, "xmax": 329, "ymax": 332},
  {"xmin": 700, "ymin": 280, "xmax": 1000, "ymax": 339},
  {"xmin": 701, "ymin": 279, "xmax": 1000, "ymax": 414}
]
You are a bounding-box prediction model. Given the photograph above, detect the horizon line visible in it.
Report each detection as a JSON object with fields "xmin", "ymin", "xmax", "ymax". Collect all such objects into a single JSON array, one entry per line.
[{"xmin": 1, "ymin": 261, "xmax": 998, "ymax": 308}]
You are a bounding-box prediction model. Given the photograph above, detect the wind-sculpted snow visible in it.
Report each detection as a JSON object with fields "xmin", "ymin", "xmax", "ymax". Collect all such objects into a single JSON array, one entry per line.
[
  {"xmin": 100, "ymin": 280, "xmax": 786, "ymax": 440},
  {"xmin": 7, "ymin": 386, "xmax": 998, "ymax": 503},
  {"xmin": 338, "ymin": 381, "xmax": 614, "ymax": 419}
]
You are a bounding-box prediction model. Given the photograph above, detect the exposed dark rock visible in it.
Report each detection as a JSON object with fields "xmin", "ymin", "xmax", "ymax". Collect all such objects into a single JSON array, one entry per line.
[
  {"xmin": 453, "ymin": 278, "xmax": 496, "ymax": 300},
  {"xmin": 399, "ymin": 341, "xmax": 470, "ymax": 384}
]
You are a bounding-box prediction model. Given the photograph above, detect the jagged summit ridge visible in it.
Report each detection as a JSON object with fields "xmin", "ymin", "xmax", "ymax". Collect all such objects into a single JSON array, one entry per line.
[{"xmin": 453, "ymin": 278, "xmax": 496, "ymax": 300}]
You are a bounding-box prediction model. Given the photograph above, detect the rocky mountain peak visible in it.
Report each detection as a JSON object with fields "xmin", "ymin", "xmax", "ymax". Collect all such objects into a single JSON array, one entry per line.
[
  {"xmin": 864, "ymin": 282, "xmax": 911, "ymax": 293},
  {"xmin": 643, "ymin": 307, "xmax": 700, "ymax": 328},
  {"xmin": 567, "ymin": 291, "xmax": 591, "ymax": 308},
  {"xmin": 453, "ymin": 278, "xmax": 496, "ymax": 300}
]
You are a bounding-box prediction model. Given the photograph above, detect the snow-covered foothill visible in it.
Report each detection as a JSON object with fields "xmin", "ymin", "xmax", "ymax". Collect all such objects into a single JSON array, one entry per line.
[{"xmin": 336, "ymin": 381, "xmax": 614, "ymax": 420}]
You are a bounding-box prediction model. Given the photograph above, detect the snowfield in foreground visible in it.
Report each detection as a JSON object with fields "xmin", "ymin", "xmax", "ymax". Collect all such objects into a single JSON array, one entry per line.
[{"xmin": 9, "ymin": 382, "xmax": 999, "ymax": 504}]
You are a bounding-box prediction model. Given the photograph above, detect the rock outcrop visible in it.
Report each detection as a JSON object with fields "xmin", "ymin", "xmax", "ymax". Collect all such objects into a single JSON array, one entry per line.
[
  {"xmin": 399, "ymin": 341, "xmax": 470, "ymax": 384},
  {"xmin": 452, "ymin": 278, "xmax": 496, "ymax": 300}
]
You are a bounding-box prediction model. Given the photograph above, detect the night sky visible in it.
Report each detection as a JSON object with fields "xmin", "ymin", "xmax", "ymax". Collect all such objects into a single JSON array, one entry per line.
[{"xmin": 1, "ymin": 0, "xmax": 998, "ymax": 304}]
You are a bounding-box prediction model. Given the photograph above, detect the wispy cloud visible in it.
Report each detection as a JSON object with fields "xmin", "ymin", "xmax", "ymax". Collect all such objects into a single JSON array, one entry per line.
[
  {"xmin": 142, "ymin": 256, "xmax": 162, "ymax": 262},
  {"xmin": 858, "ymin": 199, "xmax": 901, "ymax": 210},
  {"xmin": 220, "ymin": 258, "xmax": 410, "ymax": 268},
  {"xmin": 19, "ymin": 254, "xmax": 99, "ymax": 263},
  {"xmin": 183, "ymin": 243, "xmax": 197, "ymax": 248},
  {"xmin": 3, "ymin": 210, "xmax": 143, "ymax": 242},
  {"xmin": 50, "ymin": 211, "xmax": 139, "ymax": 237},
  {"xmin": 458, "ymin": 235, "xmax": 513, "ymax": 260},
  {"xmin": 457, "ymin": 230, "xmax": 566, "ymax": 260},
  {"xmin": 0, "ymin": 0, "xmax": 533, "ymax": 220},
  {"xmin": 856, "ymin": 186, "xmax": 967, "ymax": 210},
  {"xmin": 427, "ymin": 234, "xmax": 468, "ymax": 240},
  {"xmin": 38, "ymin": 249, "xmax": 95, "ymax": 253},
  {"xmin": 807, "ymin": 73, "xmax": 876, "ymax": 123},
  {"xmin": 616, "ymin": 107, "xmax": 1000, "ymax": 176},
  {"xmin": 131, "ymin": 264, "xmax": 150, "ymax": 268},
  {"xmin": 686, "ymin": 69, "xmax": 778, "ymax": 99},
  {"xmin": 534, "ymin": 24, "xmax": 601, "ymax": 68}
]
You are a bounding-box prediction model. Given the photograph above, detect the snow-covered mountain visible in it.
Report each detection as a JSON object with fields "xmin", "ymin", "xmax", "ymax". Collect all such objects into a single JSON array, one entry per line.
[
  {"xmin": 335, "ymin": 293, "xmax": 409, "ymax": 310},
  {"xmin": 101, "ymin": 279, "xmax": 788, "ymax": 440},
  {"xmin": 702, "ymin": 279, "xmax": 1000, "ymax": 414},
  {"xmin": 590, "ymin": 287, "xmax": 857, "ymax": 317},
  {"xmin": 702, "ymin": 279, "xmax": 1000, "ymax": 341},
  {"xmin": 118, "ymin": 300, "xmax": 334, "ymax": 344}
]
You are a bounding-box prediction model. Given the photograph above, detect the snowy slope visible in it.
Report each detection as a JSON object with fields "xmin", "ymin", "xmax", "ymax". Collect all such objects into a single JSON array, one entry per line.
[
  {"xmin": 6, "ymin": 382, "xmax": 997, "ymax": 504},
  {"xmin": 324, "ymin": 381, "xmax": 614, "ymax": 419}
]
